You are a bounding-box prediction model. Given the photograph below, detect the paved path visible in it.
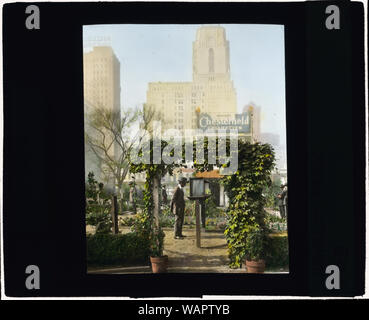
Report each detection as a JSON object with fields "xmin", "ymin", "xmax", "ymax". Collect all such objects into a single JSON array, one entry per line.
[{"xmin": 163, "ymin": 228, "xmax": 243, "ymax": 273}]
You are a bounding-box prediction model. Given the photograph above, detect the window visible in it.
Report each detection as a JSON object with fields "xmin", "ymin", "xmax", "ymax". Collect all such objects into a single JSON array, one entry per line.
[{"xmin": 209, "ymin": 48, "xmax": 214, "ymax": 73}]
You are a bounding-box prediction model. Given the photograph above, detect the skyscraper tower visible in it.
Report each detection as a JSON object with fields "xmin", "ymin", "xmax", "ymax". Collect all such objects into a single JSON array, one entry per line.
[
  {"xmin": 83, "ymin": 46, "xmax": 121, "ymax": 113},
  {"xmin": 192, "ymin": 26, "xmax": 231, "ymax": 82},
  {"xmin": 146, "ymin": 25, "xmax": 237, "ymax": 134},
  {"xmin": 192, "ymin": 26, "xmax": 237, "ymax": 119},
  {"xmin": 83, "ymin": 46, "xmax": 121, "ymax": 184}
]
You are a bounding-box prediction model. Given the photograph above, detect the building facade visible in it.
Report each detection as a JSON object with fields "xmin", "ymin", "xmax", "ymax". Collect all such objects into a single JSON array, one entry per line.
[
  {"xmin": 146, "ymin": 26, "xmax": 238, "ymax": 135},
  {"xmin": 83, "ymin": 46, "xmax": 121, "ymax": 112},
  {"xmin": 243, "ymin": 103, "xmax": 261, "ymax": 142},
  {"xmin": 83, "ymin": 46, "xmax": 121, "ymax": 184}
]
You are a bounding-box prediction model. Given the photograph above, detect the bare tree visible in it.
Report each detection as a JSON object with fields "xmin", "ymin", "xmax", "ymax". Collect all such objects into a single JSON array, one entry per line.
[{"xmin": 85, "ymin": 104, "xmax": 156, "ymax": 205}]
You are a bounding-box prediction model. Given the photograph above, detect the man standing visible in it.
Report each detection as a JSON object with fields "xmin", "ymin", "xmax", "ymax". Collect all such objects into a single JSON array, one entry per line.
[
  {"xmin": 129, "ymin": 181, "xmax": 137, "ymax": 214},
  {"xmin": 277, "ymin": 184, "xmax": 287, "ymax": 219},
  {"xmin": 162, "ymin": 184, "xmax": 168, "ymax": 205},
  {"xmin": 282, "ymin": 183, "xmax": 288, "ymax": 219},
  {"xmin": 171, "ymin": 177, "xmax": 187, "ymax": 239}
]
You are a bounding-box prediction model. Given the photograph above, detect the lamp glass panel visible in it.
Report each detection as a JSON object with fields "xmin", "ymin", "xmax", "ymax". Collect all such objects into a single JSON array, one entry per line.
[{"xmin": 191, "ymin": 179, "xmax": 204, "ymax": 197}]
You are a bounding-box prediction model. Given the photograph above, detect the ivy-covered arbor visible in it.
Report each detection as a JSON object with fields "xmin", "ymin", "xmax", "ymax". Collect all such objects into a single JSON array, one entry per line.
[
  {"xmin": 128, "ymin": 137, "xmax": 275, "ymax": 267},
  {"xmin": 192, "ymin": 138, "xmax": 275, "ymax": 267},
  {"xmin": 128, "ymin": 139, "xmax": 181, "ymax": 257}
]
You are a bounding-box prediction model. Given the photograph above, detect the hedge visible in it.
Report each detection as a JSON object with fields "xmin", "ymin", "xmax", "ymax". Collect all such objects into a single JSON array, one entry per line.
[
  {"xmin": 86, "ymin": 233, "xmax": 150, "ymax": 266},
  {"xmin": 264, "ymin": 232, "xmax": 289, "ymax": 268}
]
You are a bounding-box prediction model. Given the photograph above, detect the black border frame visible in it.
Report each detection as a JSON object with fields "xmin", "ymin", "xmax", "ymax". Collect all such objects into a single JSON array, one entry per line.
[{"xmin": 2, "ymin": 1, "xmax": 365, "ymax": 298}]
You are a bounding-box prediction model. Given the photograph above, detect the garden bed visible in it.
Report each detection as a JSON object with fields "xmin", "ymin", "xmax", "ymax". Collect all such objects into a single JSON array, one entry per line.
[{"xmin": 86, "ymin": 232, "xmax": 150, "ymax": 267}]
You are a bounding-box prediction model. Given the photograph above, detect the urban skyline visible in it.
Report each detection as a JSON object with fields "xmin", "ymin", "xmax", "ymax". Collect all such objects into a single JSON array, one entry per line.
[{"xmin": 83, "ymin": 24, "xmax": 286, "ymax": 145}]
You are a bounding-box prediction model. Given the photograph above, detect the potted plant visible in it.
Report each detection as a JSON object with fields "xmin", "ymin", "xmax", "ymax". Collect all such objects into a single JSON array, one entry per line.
[
  {"xmin": 245, "ymin": 228, "xmax": 269, "ymax": 273},
  {"xmin": 149, "ymin": 225, "xmax": 168, "ymax": 273}
]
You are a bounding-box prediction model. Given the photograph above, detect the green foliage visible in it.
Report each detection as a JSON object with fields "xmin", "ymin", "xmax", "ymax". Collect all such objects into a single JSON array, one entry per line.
[
  {"xmin": 266, "ymin": 213, "xmax": 286, "ymax": 224},
  {"xmin": 86, "ymin": 233, "xmax": 150, "ymax": 266},
  {"xmin": 185, "ymin": 202, "xmax": 195, "ymax": 217},
  {"xmin": 161, "ymin": 205, "xmax": 173, "ymax": 217},
  {"xmin": 121, "ymin": 183, "xmax": 131, "ymax": 204},
  {"xmin": 264, "ymin": 177, "xmax": 282, "ymax": 209},
  {"xmin": 194, "ymin": 140, "xmax": 275, "ymax": 268},
  {"xmin": 205, "ymin": 196, "xmax": 225, "ymax": 218},
  {"xmin": 127, "ymin": 138, "xmax": 276, "ymax": 266},
  {"xmin": 120, "ymin": 201, "xmax": 128, "ymax": 212},
  {"xmin": 223, "ymin": 141, "xmax": 275, "ymax": 268},
  {"xmin": 86, "ymin": 212, "xmax": 111, "ymax": 234},
  {"xmin": 85, "ymin": 172, "xmax": 112, "ymax": 234},
  {"xmin": 120, "ymin": 216, "xmax": 136, "ymax": 227},
  {"xmin": 265, "ymin": 233, "xmax": 289, "ymax": 268},
  {"xmin": 149, "ymin": 225, "xmax": 166, "ymax": 257},
  {"xmin": 129, "ymin": 139, "xmax": 183, "ymax": 257},
  {"xmin": 245, "ymin": 229, "xmax": 269, "ymax": 261},
  {"xmin": 159, "ymin": 215, "xmax": 175, "ymax": 228}
]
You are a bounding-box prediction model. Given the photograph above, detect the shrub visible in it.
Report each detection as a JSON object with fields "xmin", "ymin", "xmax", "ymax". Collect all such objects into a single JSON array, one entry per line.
[
  {"xmin": 266, "ymin": 213, "xmax": 286, "ymax": 223},
  {"xmin": 85, "ymin": 172, "xmax": 112, "ymax": 234},
  {"xmin": 120, "ymin": 216, "xmax": 136, "ymax": 227},
  {"xmin": 205, "ymin": 196, "xmax": 224, "ymax": 218},
  {"xmin": 245, "ymin": 229, "xmax": 269, "ymax": 261},
  {"xmin": 264, "ymin": 177, "xmax": 282, "ymax": 210},
  {"xmin": 161, "ymin": 205, "xmax": 172, "ymax": 217},
  {"xmin": 264, "ymin": 232, "xmax": 289, "ymax": 268},
  {"xmin": 86, "ymin": 211, "xmax": 111, "ymax": 234},
  {"xmin": 120, "ymin": 201, "xmax": 128, "ymax": 212},
  {"xmin": 86, "ymin": 233, "xmax": 150, "ymax": 266},
  {"xmin": 149, "ymin": 225, "xmax": 165, "ymax": 257},
  {"xmin": 185, "ymin": 202, "xmax": 195, "ymax": 217},
  {"xmin": 159, "ymin": 215, "xmax": 175, "ymax": 228}
]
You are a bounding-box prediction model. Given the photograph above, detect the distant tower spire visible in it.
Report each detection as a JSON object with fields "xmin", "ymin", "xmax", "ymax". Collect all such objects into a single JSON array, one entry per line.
[{"xmin": 192, "ymin": 26, "xmax": 230, "ymax": 82}]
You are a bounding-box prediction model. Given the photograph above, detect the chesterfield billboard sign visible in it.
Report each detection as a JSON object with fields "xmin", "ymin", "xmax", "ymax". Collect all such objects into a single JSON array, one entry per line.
[{"xmin": 198, "ymin": 112, "xmax": 251, "ymax": 133}]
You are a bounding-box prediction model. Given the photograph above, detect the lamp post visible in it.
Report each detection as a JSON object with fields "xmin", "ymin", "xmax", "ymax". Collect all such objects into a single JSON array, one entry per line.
[
  {"xmin": 187, "ymin": 177, "xmax": 211, "ymax": 248},
  {"xmin": 201, "ymin": 180, "xmax": 210, "ymax": 228}
]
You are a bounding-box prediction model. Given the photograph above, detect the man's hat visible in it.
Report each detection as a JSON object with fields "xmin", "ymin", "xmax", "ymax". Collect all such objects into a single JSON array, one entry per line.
[{"xmin": 179, "ymin": 177, "xmax": 188, "ymax": 184}]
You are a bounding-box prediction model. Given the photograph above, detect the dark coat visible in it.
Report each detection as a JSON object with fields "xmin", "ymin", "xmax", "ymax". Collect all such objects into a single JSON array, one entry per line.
[
  {"xmin": 282, "ymin": 189, "xmax": 288, "ymax": 205},
  {"xmin": 277, "ymin": 188, "xmax": 288, "ymax": 206},
  {"xmin": 170, "ymin": 185, "xmax": 185, "ymax": 212}
]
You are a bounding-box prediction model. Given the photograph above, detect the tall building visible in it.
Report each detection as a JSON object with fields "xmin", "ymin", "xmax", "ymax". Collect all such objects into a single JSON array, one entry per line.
[
  {"xmin": 243, "ymin": 102, "xmax": 261, "ymax": 142},
  {"xmin": 83, "ymin": 46, "xmax": 121, "ymax": 112},
  {"xmin": 83, "ymin": 46, "xmax": 121, "ymax": 184},
  {"xmin": 146, "ymin": 26, "xmax": 238, "ymax": 135}
]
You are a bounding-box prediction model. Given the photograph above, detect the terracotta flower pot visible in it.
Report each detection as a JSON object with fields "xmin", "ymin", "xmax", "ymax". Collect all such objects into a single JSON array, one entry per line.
[
  {"xmin": 245, "ymin": 259, "xmax": 265, "ymax": 273},
  {"xmin": 150, "ymin": 255, "xmax": 168, "ymax": 273}
]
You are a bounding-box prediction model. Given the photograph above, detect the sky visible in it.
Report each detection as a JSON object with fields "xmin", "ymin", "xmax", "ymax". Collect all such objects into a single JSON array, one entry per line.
[{"xmin": 83, "ymin": 24, "xmax": 286, "ymax": 145}]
